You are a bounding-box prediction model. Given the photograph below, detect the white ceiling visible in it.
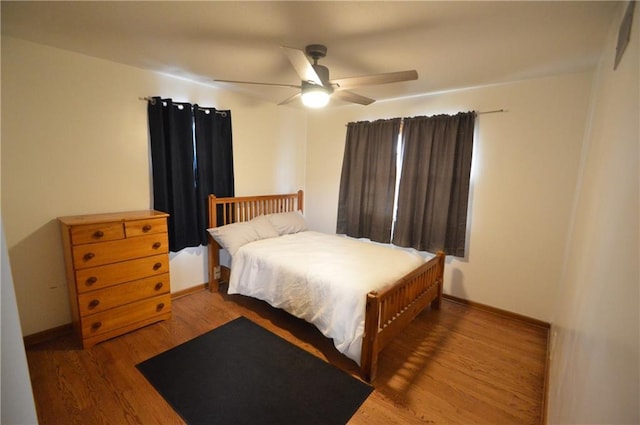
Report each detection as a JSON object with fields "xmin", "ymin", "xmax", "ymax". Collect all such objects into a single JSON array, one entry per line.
[{"xmin": 1, "ymin": 1, "xmax": 620, "ymax": 108}]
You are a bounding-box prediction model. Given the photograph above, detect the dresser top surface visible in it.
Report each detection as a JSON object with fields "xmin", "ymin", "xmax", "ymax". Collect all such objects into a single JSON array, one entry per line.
[{"xmin": 58, "ymin": 210, "xmax": 169, "ymax": 226}]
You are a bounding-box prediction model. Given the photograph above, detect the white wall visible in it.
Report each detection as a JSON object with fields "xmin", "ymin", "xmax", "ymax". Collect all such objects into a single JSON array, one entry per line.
[
  {"xmin": 305, "ymin": 72, "xmax": 593, "ymax": 322},
  {"xmin": 548, "ymin": 3, "xmax": 639, "ymax": 423},
  {"xmin": 1, "ymin": 36, "xmax": 307, "ymax": 335},
  {"xmin": 1, "ymin": 220, "xmax": 39, "ymax": 425}
]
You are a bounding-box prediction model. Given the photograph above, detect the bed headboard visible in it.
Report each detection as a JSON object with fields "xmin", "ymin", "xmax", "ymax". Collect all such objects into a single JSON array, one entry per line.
[
  {"xmin": 207, "ymin": 190, "xmax": 304, "ymax": 292},
  {"xmin": 208, "ymin": 190, "xmax": 304, "ymax": 228}
]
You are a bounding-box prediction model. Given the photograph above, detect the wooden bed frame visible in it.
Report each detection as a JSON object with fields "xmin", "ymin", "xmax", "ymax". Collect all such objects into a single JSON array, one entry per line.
[{"xmin": 207, "ymin": 191, "xmax": 445, "ymax": 382}]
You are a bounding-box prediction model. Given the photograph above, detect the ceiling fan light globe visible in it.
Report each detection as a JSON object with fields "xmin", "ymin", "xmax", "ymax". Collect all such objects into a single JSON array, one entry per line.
[{"xmin": 301, "ymin": 86, "xmax": 330, "ymax": 108}]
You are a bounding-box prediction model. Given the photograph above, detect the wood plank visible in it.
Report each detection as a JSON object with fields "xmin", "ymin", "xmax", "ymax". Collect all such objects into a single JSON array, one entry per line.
[{"xmin": 26, "ymin": 287, "xmax": 548, "ymax": 425}]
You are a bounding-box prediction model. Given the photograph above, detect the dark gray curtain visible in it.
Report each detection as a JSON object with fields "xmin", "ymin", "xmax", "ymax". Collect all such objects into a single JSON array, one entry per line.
[
  {"xmin": 148, "ymin": 97, "xmax": 200, "ymax": 251},
  {"xmin": 336, "ymin": 118, "xmax": 401, "ymax": 243},
  {"xmin": 393, "ymin": 111, "xmax": 475, "ymax": 256},
  {"xmin": 149, "ymin": 98, "xmax": 234, "ymax": 251},
  {"xmin": 194, "ymin": 106, "xmax": 234, "ymax": 241}
]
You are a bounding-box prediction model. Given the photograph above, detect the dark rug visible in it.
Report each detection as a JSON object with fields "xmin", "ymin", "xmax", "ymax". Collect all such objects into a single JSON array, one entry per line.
[{"xmin": 136, "ymin": 316, "xmax": 373, "ymax": 425}]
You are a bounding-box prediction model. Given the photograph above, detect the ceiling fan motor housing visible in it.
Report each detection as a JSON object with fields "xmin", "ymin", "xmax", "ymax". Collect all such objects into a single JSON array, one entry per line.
[{"xmin": 305, "ymin": 44, "xmax": 328, "ymax": 60}]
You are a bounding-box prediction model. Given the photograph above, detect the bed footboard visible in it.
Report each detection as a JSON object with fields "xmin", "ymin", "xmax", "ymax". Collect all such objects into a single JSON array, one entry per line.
[{"xmin": 361, "ymin": 251, "xmax": 445, "ymax": 382}]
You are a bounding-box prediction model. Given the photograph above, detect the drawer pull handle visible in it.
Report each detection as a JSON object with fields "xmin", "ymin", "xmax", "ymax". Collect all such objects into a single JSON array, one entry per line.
[
  {"xmin": 152, "ymin": 242, "xmax": 161, "ymax": 249},
  {"xmin": 91, "ymin": 322, "xmax": 102, "ymax": 331},
  {"xmin": 88, "ymin": 299, "xmax": 100, "ymax": 309},
  {"xmin": 83, "ymin": 252, "xmax": 95, "ymax": 261},
  {"xmin": 142, "ymin": 224, "xmax": 152, "ymax": 232},
  {"xmin": 86, "ymin": 276, "xmax": 98, "ymax": 286},
  {"xmin": 156, "ymin": 303, "xmax": 165, "ymax": 311},
  {"xmin": 153, "ymin": 262, "xmax": 162, "ymax": 271},
  {"xmin": 154, "ymin": 282, "xmax": 163, "ymax": 291},
  {"xmin": 93, "ymin": 230, "xmax": 104, "ymax": 239}
]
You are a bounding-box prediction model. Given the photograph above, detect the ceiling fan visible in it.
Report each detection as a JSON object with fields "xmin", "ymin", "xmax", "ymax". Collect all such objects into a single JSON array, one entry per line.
[{"xmin": 214, "ymin": 44, "xmax": 418, "ymax": 108}]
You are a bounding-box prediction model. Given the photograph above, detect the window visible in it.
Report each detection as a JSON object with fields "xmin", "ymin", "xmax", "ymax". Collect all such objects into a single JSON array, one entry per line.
[{"xmin": 337, "ymin": 111, "xmax": 475, "ymax": 256}]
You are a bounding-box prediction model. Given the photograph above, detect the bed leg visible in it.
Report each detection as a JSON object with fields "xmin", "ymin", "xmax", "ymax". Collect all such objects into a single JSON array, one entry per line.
[
  {"xmin": 209, "ymin": 280, "xmax": 220, "ymax": 293},
  {"xmin": 361, "ymin": 293, "xmax": 380, "ymax": 383},
  {"xmin": 208, "ymin": 262, "xmax": 220, "ymax": 292},
  {"xmin": 431, "ymin": 251, "xmax": 445, "ymax": 310},
  {"xmin": 431, "ymin": 278, "xmax": 443, "ymax": 310},
  {"xmin": 208, "ymin": 234, "xmax": 221, "ymax": 293}
]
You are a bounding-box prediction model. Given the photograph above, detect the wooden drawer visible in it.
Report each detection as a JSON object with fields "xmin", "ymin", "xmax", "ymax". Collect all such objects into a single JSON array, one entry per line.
[
  {"xmin": 72, "ymin": 233, "xmax": 168, "ymax": 269},
  {"xmin": 125, "ymin": 218, "xmax": 168, "ymax": 237},
  {"xmin": 70, "ymin": 222, "xmax": 124, "ymax": 245},
  {"xmin": 78, "ymin": 273, "xmax": 170, "ymax": 316},
  {"xmin": 75, "ymin": 254, "xmax": 169, "ymax": 293},
  {"xmin": 80, "ymin": 294, "xmax": 171, "ymax": 338}
]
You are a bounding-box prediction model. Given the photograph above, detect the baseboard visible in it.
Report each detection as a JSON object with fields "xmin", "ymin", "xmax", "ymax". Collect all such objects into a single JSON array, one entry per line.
[
  {"xmin": 23, "ymin": 323, "xmax": 74, "ymax": 348},
  {"xmin": 171, "ymin": 283, "xmax": 208, "ymax": 299},
  {"xmin": 442, "ymin": 294, "xmax": 550, "ymax": 329},
  {"xmin": 23, "ymin": 284, "xmax": 210, "ymax": 348}
]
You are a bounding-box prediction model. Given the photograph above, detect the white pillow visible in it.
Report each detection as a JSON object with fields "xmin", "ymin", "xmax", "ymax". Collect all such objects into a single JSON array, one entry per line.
[
  {"xmin": 267, "ymin": 211, "xmax": 308, "ymax": 235},
  {"xmin": 207, "ymin": 221, "xmax": 260, "ymax": 256},
  {"xmin": 207, "ymin": 215, "xmax": 279, "ymax": 256},
  {"xmin": 249, "ymin": 215, "xmax": 280, "ymax": 239}
]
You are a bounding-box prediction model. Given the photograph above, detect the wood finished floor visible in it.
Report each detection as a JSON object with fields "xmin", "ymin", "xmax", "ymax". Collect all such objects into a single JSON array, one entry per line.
[{"xmin": 26, "ymin": 287, "xmax": 548, "ymax": 425}]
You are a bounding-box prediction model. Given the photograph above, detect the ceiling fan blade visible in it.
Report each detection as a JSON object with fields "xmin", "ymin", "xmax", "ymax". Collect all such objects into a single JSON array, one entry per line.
[
  {"xmin": 278, "ymin": 92, "xmax": 301, "ymax": 106},
  {"xmin": 214, "ymin": 79, "xmax": 300, "ymax": 89},
  {"xmin": 281, "ymin": 46, "xmax": 323, "ymax": 86},
  {"xmin": 332, "ymin": 90, "xmax": 375, "ymax": 106},
  {"xmin": 331, "ymin": 70, "xmax": 418, "ymax": 91}
]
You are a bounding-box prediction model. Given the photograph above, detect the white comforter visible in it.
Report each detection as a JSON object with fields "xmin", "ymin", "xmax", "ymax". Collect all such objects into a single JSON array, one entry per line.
[{"xmin": 228, "ymin": 231, "xmax": 427, "ymax": 364}]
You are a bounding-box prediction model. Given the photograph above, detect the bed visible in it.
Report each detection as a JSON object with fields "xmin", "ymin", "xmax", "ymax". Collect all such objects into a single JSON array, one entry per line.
[{"xmin": 206, "ymin": 191, "xmax": 444, "ymax": 382}]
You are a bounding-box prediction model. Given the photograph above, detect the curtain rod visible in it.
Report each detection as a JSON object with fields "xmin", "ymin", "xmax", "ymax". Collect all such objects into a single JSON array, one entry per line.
[
  {"xmin": 139, "ymin": 97, "xmax": 227, "ymax": 115},
  {"xmin": 345, "ymin": 109, "xmax": 506, "ymax": 126}
]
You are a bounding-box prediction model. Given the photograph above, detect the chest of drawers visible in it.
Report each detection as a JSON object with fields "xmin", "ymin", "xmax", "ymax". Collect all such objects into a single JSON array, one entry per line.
[{"xmin": 58, "ymin": 210, "xmax": 172, "ymax": 348}]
